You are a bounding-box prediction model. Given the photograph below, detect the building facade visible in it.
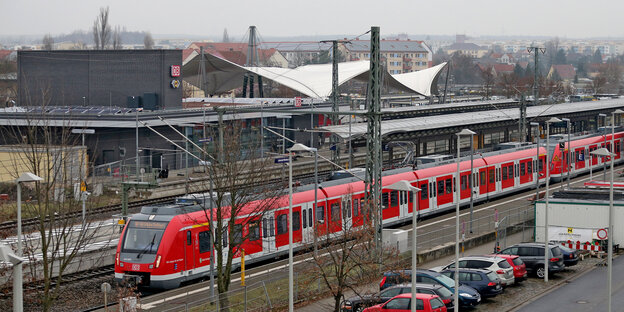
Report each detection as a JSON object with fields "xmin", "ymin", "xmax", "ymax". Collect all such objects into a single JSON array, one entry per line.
[{"xmin": 18, "ymin": 50, "xmax": 182, "ymax": 109}]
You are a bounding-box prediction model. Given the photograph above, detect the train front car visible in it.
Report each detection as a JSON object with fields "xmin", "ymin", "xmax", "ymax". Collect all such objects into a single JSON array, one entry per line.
[{"xmin": 115, "ymin": 203, "xmax": 203, "ymax": 289}]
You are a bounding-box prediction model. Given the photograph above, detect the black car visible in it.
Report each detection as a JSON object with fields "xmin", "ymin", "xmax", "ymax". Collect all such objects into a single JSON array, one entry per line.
[
  {"xmin": 499, "ymin": 243, "xmax": 565, "ymax": 278},
  {"xmin": 341, "ymin": 283, "xmax": 454, "ymax": 312},
  {"xmin": 379, "ymin": 269, "xmax": 481, "ymax": 308},
  {"xmin": 558, "ymin": 245, "xmax": 580, "ymax": 267},
  {"xmin": 441, "ymin": 268, "xmax": 503, "ymax": 298}
]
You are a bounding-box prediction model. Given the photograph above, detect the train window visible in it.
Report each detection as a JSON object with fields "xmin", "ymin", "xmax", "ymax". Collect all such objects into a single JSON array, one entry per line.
[
  {"xmin": 249, "ymin": 222, "xmax": 260, "ymax": 241},
  {"xmin": 446, "ymin": 179, "xmax": 452, "ymax": 194},
  {"xmin": 331, "ymin": 203, "xmax": 341, "ymax": 221},
  {"xmin": 353, "ymin": 199, "xmax": 360, "ymax": 217},
  {"xmin": 508, "ymin": 166, "xmax": 514, "ymax": 180},
  {"xmin": 293, "ymin": 212, "xmax": 301, "ymax": 231},
  {"xmin": 222, "ymin": 227, "xmax": 228, "ymax": 248},
  {"xmin": 263, "ymin": 219, "xmax": 269, "ymax": 237},
  {"xmin": 502, "ymin": 167, "xmax": 508, "ymax": 181},
  {"xmin": 430, "ymin": 182, "xmax": 434, "ymax": 198},
  {"xmin": 199, "ymin": 231, "xmax": 211, "ymax": 253},
  {"xmin": 390, "ymin": 191, "xmax": 398, "ymax": 207},
  {"xmin": 480, "ymin": 171, "xmax": 486, "ymax": 185},
  {"xmin": 515, "ymin": 164, "xmax": 519, "ymax": 177},
  {"xmin": 382, "ymin": 193, "xmax": 389, "ymax": 209},
  {"xmin": 347, "ymin": 200, "xmax": 352, "ymax": 218},
  {"xmin": 308, "ymin": 209, "xmax": 313, "ymax": 227},
  {"xmin": 232, "ymin": 224, "xmax": 243, "ymax": 245},
  {"xmin": 461, "ymin": 175, "xmax": 468, "ymax": 190},
  {"xmin": 539, "ymin": 158, "xmax": 544, "ymax": 172},
  {"xmin": 317, "ymin": 204, "xmax": 325, "ymax": 222},
  {"xmin": 489, "ymin": 169, "xmax": 495, "ymax": 184},
  {"xmin": 302, "ymin": 210, "xmax": 307, "ymax": 228},
  {"xmin": 187, "ymin": 231, "xmax": 192, "ymax": 246},
  {"xmin": 437, "ymin": 180, "xmax": 444, "ymax": 196},
  {"xmin": 527, "ymin": 161, "xmax": 532, "ymax": 174},
  {"xmin": 420, "ymin": 184, "xmax": 428, "ymax": 200},
  {"xmin": 277, "ymin": 214, "xmax": 288, "ymax": 235},
  {"xmin": 520, "ymin": 163, "xmax": 526, "ymax": 176}
]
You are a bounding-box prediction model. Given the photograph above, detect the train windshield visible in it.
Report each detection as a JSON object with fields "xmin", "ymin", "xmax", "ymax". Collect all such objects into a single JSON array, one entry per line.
[{"xmin": 122, "ymin": 220, "xmax": 168, "ymax": 255}]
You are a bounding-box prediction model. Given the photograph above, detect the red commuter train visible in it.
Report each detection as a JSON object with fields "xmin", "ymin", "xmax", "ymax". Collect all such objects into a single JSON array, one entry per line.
[{"xmin": 115, "ymin": 131, "xmax": 624, "ymax": 289}]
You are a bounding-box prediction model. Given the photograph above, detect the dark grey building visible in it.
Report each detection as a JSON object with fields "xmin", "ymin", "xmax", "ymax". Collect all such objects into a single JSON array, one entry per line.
[{"xmin": 18, "ymin": 50, "xmax": 182, "ymax": 109}]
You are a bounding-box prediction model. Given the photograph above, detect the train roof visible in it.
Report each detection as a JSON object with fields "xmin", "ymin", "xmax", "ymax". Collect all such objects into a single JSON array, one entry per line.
[{"xmin": 482, "ymin": 146, "xmax": 545, "ymax": 164}]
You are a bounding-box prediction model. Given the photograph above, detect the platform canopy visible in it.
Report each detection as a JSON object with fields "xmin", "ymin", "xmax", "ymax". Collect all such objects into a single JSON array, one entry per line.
[{"xmin": 183, "ymin": 53, "xmax": 447, "ymax": 99}]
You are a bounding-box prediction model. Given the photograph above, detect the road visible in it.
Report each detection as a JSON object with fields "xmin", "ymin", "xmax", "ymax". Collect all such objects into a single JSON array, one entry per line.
[{"xmin": 516, "ymin": 255, "xmax": 624, "ymax": 312}]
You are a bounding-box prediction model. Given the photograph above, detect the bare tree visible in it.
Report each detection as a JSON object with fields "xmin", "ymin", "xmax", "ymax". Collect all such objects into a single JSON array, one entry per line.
[
  {"xmin": 42, "ymin": 34, "xmax": 54, "ymax": 50},
  {"xmin": 0, "ymin": 92, "xmax": 107, "ymax": 311},
  {"xmin": 479, "ymin": 64, "xmax": 495, "ymax": 100},
  {"xmin": 497, "ymin": 72, "xmax": 519, "ymax": 99},
  {"xmin": 302, "ymin": 195, "xmax": 398, "ymax": 312},
  {"xmin": 222, "ymin": 28, "xmax": 230, "ymax": 43},
  {"xmin": 92, "ymin": 6, "xmax": 111, "ymax": 49},
  {"xmin": 143, "ymin": 32, "xmax": 154, "ymax": 49},
  {"xmin": 190, "ymin": 120, "xmax": 283, "ymax": 308},
  {"xmin": 112, "ymin": 25, "xmax": 122, "ymax": 50}
]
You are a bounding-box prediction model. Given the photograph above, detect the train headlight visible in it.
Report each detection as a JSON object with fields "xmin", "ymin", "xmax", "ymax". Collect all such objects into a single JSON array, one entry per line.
[
  {"xmin": 116, "ymin": 252, "xmax": 120, "ymax": 266},
  {"xmin": 155, "ymin": 254, "xmax": 162, "ymax": 269}
]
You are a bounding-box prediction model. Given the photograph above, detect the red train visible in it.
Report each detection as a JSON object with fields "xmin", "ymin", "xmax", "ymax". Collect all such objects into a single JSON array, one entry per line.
[{"xmin": 115, "ymin": 131, "xmax": 624, "ymax": 289}]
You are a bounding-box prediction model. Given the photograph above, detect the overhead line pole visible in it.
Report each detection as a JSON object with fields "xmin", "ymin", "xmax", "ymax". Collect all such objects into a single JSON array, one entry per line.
[{"xmin": 365, "ymin": 26, "xmax": 383, "ymax": 265}]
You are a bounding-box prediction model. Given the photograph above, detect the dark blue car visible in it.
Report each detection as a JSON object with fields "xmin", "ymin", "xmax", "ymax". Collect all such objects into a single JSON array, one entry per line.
[
  {"xmin": 441, "ymin": 268, "xmax": 503, "ymax": 298},
  {"xmin": 380, "ymin": 269, "xmax": 481, "ymax": 308}
]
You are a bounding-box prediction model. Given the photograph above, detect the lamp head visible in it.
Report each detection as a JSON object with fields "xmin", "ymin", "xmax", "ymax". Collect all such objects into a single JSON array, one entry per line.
[
  {"xmin": 590, "ymin": 147, "xmax": 614, "ymax": 157},
  {"xmin": 387, "ymin": 180, "xmax": 421, "ymax": 193},
  {"xmin": 546, "ymin": 117, "xmax": 562, "ymax": 123},
  {"xmin": 456, "ymin": 129, "xmax": 476, "ymax": 136},
  {"xmin": 16, "ymin": 172, "xmax": 43, "ymax": 183}
]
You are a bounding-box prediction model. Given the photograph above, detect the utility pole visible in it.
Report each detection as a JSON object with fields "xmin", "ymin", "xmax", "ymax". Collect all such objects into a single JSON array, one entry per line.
[
  {"xmin": 365, "ymin": 26, "xmax": 383, "ymax": 262},
  {"xmin": 320, "ymin": 39, "xmax": 346, "ymax": 170},
  {"xmin": 528, "ymin": 46, "xmax": 545, "ymax": 141}
]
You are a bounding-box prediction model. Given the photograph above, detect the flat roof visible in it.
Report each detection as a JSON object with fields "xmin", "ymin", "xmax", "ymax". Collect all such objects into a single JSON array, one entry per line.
[{"xmin": 322, "ymin": 98, "xmax": 624, "ymax": 139}]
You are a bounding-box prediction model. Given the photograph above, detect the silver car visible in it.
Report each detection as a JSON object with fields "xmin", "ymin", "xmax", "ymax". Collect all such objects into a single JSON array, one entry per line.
[{"xmin": 432, "ymin": 255, "xmax": 515, "ymax": 286}]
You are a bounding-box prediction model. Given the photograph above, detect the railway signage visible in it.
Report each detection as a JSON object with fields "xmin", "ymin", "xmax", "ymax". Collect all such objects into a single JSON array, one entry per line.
[
  {"xmin": 295, "ymin": 97, "xmax": 302, "ymax": 107},
  {"xmin": 597, "ymin": 228, "xmax": 608, "ymax": 240},
  {"xmin": 549, "ymin": 226, "xmax": 592, "ymax": 242},
  {"xmin": 170, "ymin": 65, "xmax": 181, "ymax": 77},
  {"xmin": 198, "ymin": 137, "xmax": 212, "ymax": 143},
  {"xmin": 274, "ymin": 157, "xmax": 289, "ymax": 164}
]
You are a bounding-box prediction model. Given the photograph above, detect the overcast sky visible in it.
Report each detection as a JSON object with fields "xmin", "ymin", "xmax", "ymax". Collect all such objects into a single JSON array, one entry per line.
[{"xmin": 2, "ymin": 0, "xmax": 624, "ymax": 39}]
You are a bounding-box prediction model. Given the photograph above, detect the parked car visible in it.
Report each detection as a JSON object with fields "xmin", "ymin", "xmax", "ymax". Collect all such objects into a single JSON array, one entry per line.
[
  {"xmin": 362, "ymin": 293, "xmax": 447, "ymax": 312},
  {"xmin": 558, "ymin": 245, "xmax": 580, "ymax": 267},
  {"xmin": 486, "ymin": 254, "xmax": 527, "ymax": 281},
  {"xmin": 379, "ymin": 269, "xmax": 481, "ymax": 308},
  {"xmin": 431, "ymin": 255, "xmax": 515, "ymax": 286},
  {"xmin": 440, "ymin": 268, "xmax": 503, "ymax": 298},
  {"xmin": 341, "ymin": 283, "xmax": 453, "ymax": 312},
  {"xmin": 499, "ymin": 243, "xmax": 565, "ymax": 278}
]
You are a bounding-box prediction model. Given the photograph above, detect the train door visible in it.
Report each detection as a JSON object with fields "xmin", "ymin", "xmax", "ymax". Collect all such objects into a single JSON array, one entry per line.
[
  {"xmin": 479, "ymin": 168, "xmax": 488, "ymax": 195},
  {"xmin": 301, "ymin": 203, "xmax": 314, "ymax": 244},
  {"xmin": 436, "ymin": 175, "xmax": 453, "ymax": 207},
  {"xmin": 575, "ymin": 147, "xmax": 586, "ymax": 170},
  {"xmin": 184, "ymin": 229, "xmax": 195, "ymax": 274},
  {"xmin": 327, "ymin": 198, "xmax": 342, "ymax": 233},
  {"xmin": 519, "ymin": 159, "xmax": 532, "ymax": 184},
  {"xmin": 274, "ymin": 207, "xmax": 302, "ymax": 249},
  {"xmin": 460, "ymin": 172, "xmax": 471, "ymax": 200},
  {"xmin": 589, "ymin": 145, "xmax": 598, "ymax": 166},
  {"xmin": 397, "ymin": 190, "xmax": 409, "ymax": 218},
  {"xmin": 418, "ymin": 180, "xmax": 430, "ymax": 212},
  {"xmin": 351, "ymin": 195, "xmax": 365, "ymax": 227},
  {"xmin": 341, "ymin": 196, "xmax": 352, "ymax": 231},
  {"xmin": 315, "ymin": 201, "xmax": 328, "ymax": 236},
  {"xmin": 501, "ymin": 162, "xmax": 514, "ymax": 189},
  {"xmin": 262, "ymin": 214, "xmax": 276, "ymax": 252}
]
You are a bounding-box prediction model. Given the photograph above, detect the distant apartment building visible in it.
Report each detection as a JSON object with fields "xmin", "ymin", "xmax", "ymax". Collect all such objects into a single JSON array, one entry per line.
[
  {"xmin": 342, "ymin": 38, "xmax": 431, "ymax": 74},
  {"xmin": 186, "ymin": 42, "xmax": 288, "ymax": 68},
  {"xmin": 258, "ymin": 42, "xmax": 334, "ymax": 68}
]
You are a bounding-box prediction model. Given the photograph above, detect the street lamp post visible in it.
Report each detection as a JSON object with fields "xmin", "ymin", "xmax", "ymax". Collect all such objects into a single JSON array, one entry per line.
[
  {"xmin": 591, "ymin": 147, "xmax": 615, "ymax": 312},
  {"xmin": 530, "ymin": 122, "xmax": 540, "ymax": 201},
  {"xmin": 15, "ymin": 172, "xmax": 43, "ymax": 312},
  {"xmin": 71, "ymin": 128, "xmax": 95, "ymax": 223},
  {"xmin": 288, "ymin": 143, "xmax": 316, "ymax": 312},
  {"xmin": 387, "ymin": 181, "xmax": 420, "ymax": 312},
  {"xmin": 599, "ymin": 113, "xmax": 607, "ymax": 180},
  {"xmin": 561, "ymin": 118, "xmax": 570, "ymax": 190},
  {"xmin": 544, "ymin": 117, "xmax": 561, "ymax": 283},
  {"xmin": 469, "ymin": 131, "xmax": 475, "ymax": 234},
  {"xmin": 454, "ymin": 129, "xmax": 475, "ymax": 312}
]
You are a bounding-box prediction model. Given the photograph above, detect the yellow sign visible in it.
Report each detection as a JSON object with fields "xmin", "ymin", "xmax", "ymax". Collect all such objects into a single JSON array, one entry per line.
[
  {"xmin": 568, "ymin": 227, "xmax": 573, "ymax": 234},
  {"xmin": 80, "ymin": 181, "xmax": 86, "ymax": 192},
  {"xmin": 241, "ymin": 249, "xmax": 245, "ymax": 286}
]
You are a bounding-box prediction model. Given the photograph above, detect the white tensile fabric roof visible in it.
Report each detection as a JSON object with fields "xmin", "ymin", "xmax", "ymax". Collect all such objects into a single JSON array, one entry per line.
[{"xmin": 183, "ymin": 53, "xmax": 447, "ymax": 99}]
